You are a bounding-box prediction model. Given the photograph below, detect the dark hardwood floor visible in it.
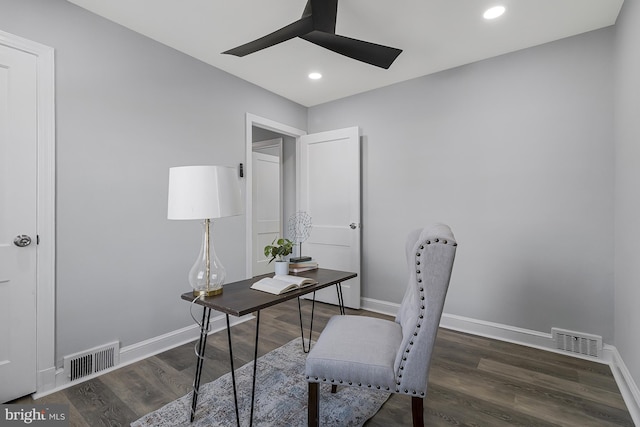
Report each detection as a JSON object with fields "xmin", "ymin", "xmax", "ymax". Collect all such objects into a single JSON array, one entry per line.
[{"xmin": 12, "ymin": 299, "xmax": 634, "ymax": 426}]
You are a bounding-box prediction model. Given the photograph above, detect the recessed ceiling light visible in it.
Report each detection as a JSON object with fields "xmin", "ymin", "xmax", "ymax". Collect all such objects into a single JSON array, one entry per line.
[
  {"xmin": 483, "ymin": 6, "xmax": 506, "ymax": 20},
  {"xmin": 308, "ymin": 72, "xmax": 322, "ymax": 80}
]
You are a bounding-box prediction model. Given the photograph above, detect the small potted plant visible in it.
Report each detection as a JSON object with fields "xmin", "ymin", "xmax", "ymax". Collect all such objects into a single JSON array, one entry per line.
[{"xmin": 264, "ymin": 238, "xmax": 293, "ymax": 276}]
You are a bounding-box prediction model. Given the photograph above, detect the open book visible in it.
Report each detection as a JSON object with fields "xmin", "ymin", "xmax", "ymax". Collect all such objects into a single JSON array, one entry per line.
[{"xmin": 250, "ymin": 274, "xmax": 317, "ymax": 295}]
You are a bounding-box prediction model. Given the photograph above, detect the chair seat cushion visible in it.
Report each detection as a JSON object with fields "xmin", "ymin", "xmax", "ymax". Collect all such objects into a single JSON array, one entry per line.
[{"xmin": 305, "ymin": 315, "xmax": 402, "ymax": 390}]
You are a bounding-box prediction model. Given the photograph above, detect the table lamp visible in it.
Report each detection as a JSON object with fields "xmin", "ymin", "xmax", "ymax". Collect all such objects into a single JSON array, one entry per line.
[{"xmin": 168, "ymin": 165, "xmax": 242, "ymax": 297}]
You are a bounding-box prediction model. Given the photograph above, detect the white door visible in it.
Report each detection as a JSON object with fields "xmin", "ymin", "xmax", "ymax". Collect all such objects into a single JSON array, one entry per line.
[
  {"xmin": 0, "ymin": 44, "xmax": 38, "ymax": 402},
  {"xmin": 298, "ymin": 127, "xmax": 361, "ymax": 309},
  {"xmin": 252, "ymin": 151, "xmax": 281, "ymax": 276}
]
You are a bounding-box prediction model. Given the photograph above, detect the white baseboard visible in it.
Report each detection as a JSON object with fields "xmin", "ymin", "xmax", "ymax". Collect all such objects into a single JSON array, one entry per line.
[
  {"xmin": 609, "ymin": 346, "xmax": 640, "ymax": 425},
  {"xmin": 34, "ymin": 313, "xmax": 253, "ymax": 399},
  {"xmin": 118, "ymin": 313, "xmax": 252, "ymax": 366},
  {"xmin": 360, "ymin": 297, "xmax": 399, "ymax": 317},
  {"xmin": 36, "ymin": 367, "xmax": 56, "ymax": 394},
  {"xmin": 440, "ymin": 313, "xmax": 564, "ymax": 356},
  {"xmin": 360, "ymin": 296, "xmax": 640, "ymax": 425},
  {"xmin": 361, "ymin": 297, "xmax": 603, "ymax": 360}
]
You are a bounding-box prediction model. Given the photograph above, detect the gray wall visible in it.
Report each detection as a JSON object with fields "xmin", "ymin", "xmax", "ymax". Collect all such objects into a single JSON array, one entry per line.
[
  {"xmin": 309, "ymin": 29, "xmax": 616, "ymax": 342},
  {"xmin": 614, "ymin": 0, "xmax": 640, "ymax": 391},
  {"xmin": 0, "ymin": 0, "xmax": 306, "ymax": 365}
]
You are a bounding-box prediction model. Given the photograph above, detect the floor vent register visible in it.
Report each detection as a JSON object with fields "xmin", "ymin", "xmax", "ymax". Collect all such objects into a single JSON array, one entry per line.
[
  {"xmin": 63, "ymin": 341, "xmax": 120, "ymax": 381},
  {"xmin": 552, "ymin": 328, "xmax": 602, "ymax": 358}
]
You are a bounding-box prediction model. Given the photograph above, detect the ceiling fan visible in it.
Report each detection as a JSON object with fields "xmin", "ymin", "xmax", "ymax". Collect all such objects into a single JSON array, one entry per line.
[{"xmin": 222, "ymin": 0, "xmax": 402, "ymax": 69}]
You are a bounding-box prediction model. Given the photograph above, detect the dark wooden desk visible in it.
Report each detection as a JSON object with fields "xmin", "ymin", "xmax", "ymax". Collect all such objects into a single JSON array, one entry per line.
[
  {"xmin": 181, "ymin": 268, "xmax": 356, "ymax": 315},
  {"xmin": 181, "ymin": 268, "xmax": 357, "ymax": 426}
]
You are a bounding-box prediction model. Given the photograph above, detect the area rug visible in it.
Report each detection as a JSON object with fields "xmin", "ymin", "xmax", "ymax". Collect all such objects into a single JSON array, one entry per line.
[{"xmin": 131, "ymin": 339, "xmax": 390, "ymax": 427}]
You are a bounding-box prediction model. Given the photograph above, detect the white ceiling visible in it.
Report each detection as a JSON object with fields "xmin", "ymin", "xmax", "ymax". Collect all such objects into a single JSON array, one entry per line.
[{"xmin": 66, "ymin": 0, "xmax": 623, "ymax": 107}]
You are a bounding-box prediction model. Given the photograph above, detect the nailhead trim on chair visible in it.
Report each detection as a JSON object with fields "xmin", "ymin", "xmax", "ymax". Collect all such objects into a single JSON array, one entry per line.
[
  {"xmin": 394, "ymin": 237, "xmax": 455, "ymax": 397},
  {"xmin": 306, "ymin": 373, "xmax": 393, "ymax": 393}
]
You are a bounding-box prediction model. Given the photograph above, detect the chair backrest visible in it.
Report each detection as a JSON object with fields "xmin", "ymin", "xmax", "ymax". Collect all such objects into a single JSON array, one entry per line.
[{"xmin": 393, "ymin": 224, "xmax": 457, "ymax": 397}]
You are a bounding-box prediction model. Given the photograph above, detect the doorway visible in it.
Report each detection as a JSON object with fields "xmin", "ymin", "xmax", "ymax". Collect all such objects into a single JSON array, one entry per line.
[
  {"xmin": 244, "ymin": 114, "xmax": 305, "ymax": 278},
  {"xmin": 244, "ymin": 115, "xmax": 362, "ymax": 309}
]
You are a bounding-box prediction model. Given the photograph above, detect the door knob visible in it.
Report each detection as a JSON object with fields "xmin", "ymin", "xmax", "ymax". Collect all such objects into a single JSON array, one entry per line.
[
  {"xmin": 349, "ymin": 223, "xmax": 359, "ymax": 230},
  {"xmin": 13, "ymin": 235, "xmax": 32, "ymax": 247}
]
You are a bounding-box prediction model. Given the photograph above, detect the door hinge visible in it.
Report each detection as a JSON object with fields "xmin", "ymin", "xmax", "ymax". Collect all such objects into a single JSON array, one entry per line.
[{"xmin": 37, "ymin": 235, "xmax": 40, "ymax": 245}]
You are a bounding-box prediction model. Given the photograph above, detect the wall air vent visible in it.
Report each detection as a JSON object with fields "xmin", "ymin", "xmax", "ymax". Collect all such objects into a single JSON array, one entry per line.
[
  {"xmin": 551, "ymin": 328, "xmax": 602, "ymax": 358},
  {"xmin": 63, "ymin": 342, "xmax": 120, "ymax": 381}
]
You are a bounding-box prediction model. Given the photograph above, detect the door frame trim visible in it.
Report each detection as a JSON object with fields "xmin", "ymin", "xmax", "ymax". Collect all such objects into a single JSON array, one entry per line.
[
  {"xmin": 0, "ymin": 30, "xmax": 56, "ymax": 394},
  {"xmin": 244, "ymin": 113, "xmax": 305, "ymax": 279}
]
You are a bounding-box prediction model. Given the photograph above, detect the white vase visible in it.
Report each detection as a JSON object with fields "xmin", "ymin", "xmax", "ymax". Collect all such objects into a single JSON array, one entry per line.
[{"xmin": 274, "ymin": 260, "xmax": 289, "ymax": 276}]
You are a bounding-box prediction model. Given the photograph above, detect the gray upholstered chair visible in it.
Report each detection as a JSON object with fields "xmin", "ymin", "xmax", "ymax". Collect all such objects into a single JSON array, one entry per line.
[{"xmin": 305, "ymin": 224, "xmax": 457, "ymax": 427}]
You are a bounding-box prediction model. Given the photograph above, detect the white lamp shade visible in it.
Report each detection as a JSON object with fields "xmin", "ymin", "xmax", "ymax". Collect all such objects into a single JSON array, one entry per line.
[{"xmin": 167, "ymin": 165, "xmax": 242, "ymax": 220}]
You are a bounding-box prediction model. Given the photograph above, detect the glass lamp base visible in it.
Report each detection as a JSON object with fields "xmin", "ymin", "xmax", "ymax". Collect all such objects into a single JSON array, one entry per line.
[{"xmin": 190, "ymin": 219, "xmax": 226, "ymax": 298}]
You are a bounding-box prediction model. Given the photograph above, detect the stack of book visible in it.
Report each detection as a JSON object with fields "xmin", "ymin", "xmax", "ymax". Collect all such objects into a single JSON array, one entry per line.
[{"xmin": 289, "ymin": 258, "xmax": 318, "ymax": 273}]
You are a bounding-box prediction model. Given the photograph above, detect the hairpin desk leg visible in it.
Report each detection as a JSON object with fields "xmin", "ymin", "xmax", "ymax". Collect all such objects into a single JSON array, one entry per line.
[
  {"xmin": 249, "ymin": 310, "xmax": 260, "ymax": 427},
  {"xmin": 297, "ymin": 292, "xmax": 316, "ymax": 353},
  {"xmin": 336, "ymin": 283, "xmax": 345, "ymax": 315},
  {"xmin": 224, "ymin": 311, "xmax": 260, "ymax": 427},
  {"xmin": 190, "ymin": 307, "xmax": 211, "ymax": 423},
  {"xmin": 225, "ymin": 314, "xmax": 240, "ymax": 427}
]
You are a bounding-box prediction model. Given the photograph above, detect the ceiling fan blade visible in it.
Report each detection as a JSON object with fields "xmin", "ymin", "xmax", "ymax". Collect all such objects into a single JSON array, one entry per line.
[
  {"xmin": 301, "ymin": 31, "xmax": 402, "ymax": 69},
  {"xmin": 310, "ymin": 0, "xmax": 338, "ymax": 33},
  {"xmin": 301, "ymin": 0, "xmax": 312, "ymax": 19},
  {"xmin": 223, "ymin": 16, "xmax": 313, "ymax": 57}
]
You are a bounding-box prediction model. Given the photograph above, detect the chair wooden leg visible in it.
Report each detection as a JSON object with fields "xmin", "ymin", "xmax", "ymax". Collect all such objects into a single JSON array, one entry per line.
[
  {"xmin": 308, "ymin": 382, "xmax": 319, "ymax": 427},
  {"xmin": 411, "ymin": 396, "xmax": 424, "ymax": 427},
  {"xmin": 331, "ymin": 384, "xmax": 337, "ymax": 393}
]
